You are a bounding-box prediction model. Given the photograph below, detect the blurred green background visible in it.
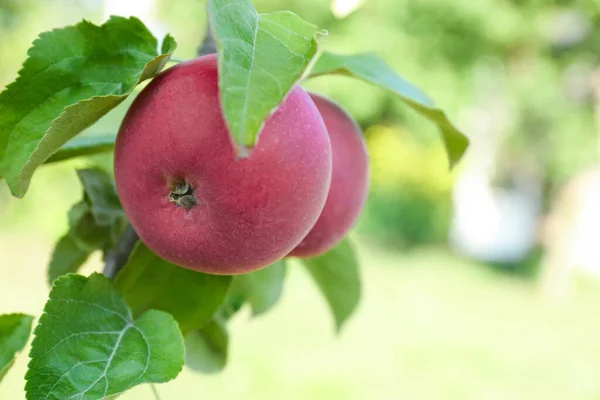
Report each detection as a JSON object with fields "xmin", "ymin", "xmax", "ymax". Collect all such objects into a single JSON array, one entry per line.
[{"xmin": 3, "ymin": 0, "xmax": 600, "ymax": 398}]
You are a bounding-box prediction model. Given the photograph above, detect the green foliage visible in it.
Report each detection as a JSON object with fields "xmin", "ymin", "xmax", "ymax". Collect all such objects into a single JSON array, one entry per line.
[
  {"xmin": 76, "ymin": 168, "xmax": 124, "ymax": 227},
  {"xmin": 25, "ymin": 273, "xmax": 184, "ymax": 400},
  {"xmin": 185, "ymin": 319, "xmax": 229, "ymax": 374},
  {"xmin": 308, "ymin": 52, "xmax": 469, "ymax": 167},
  {"xmin": 227, "ymin": 260, "xmax": 287, "ymax": 317},
  {"xmin": 362, "ymin": 187, "xmax": 452, "ymax": 248},
  {"xmin": 115, "ymin": 243, "xmax": 232, "ymax": 335},
  {"xmin": 67, "ymin": 201, "xmax": 113, "ymax": 251},
  {"xmin": 358, "ymin": 125, "xmax": 454, "ymax": 247},
  {"xmin": 48, "ymin": 168, "xmax": 126, "ymax": 282},
  {"xmin": 47, "ymin": 234, "xmax": 93, "ymax": 284},
  {"xmin": 208, "ymin": 0, "xmax": 325, "ymax": 153},
  {"xmin": 0, "ymin": 314, "xmax": 33, "ymax": 382},
  {"xmin": 301, "ymin": 240, "xmax": 361, "ymax": 332},
  {"xmin": 0, "ymin": 16, "xmax": 176, "ymax": 197},
  {"xmin": 44, "ymin": 134, "xmax": 116, "ymax": 165},
  {"xmin": 183, "ymin": 262, "xmax": 286, "ymax": 375}
]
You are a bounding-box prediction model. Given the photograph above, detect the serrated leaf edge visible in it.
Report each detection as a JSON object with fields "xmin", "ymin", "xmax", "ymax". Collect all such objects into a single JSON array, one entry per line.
[
  {"xmin": 1, "ymin": 16, "xmax": 176, "ymax": 197},
  {"xmin": 25, "ymin": 274, "xmax": 184, "ymax": 400}
]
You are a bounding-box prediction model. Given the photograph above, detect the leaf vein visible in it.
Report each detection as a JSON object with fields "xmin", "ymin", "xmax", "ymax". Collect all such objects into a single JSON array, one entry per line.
[
  {"xmin": 239, "ymin": 11, "xmax": 260, "ymax": 144},
  {"xmin": 255, "ymin": 64, "xmax": 283, "ymax": 95},
  {"xmin": 79, "ymin": 323, "xmax": 133, "ymax": 398},
  {"xmin": 259, "ymin": 18, "xmax": 311, "ymax": 40},
  {"xmin": 124, "ymin": 325, "xmax": 152, "ymax": 390},
  {"xmin": 45, "ymin": 359, "xmax": 108, "ymax": 400},
  {"xmin": 214, "ymin": 2, "xmax": 252, "ymax": 20},
  {"xmin": 36, "ymin": 330, "xmax": 122, "ymax": 360},
  {"xmin": 53, "ymin": 299, "xmax": 129, "ymax": 322},
  {"xmin": 257, "ymin": 27, "xmax": 305, "ymax": 58}
]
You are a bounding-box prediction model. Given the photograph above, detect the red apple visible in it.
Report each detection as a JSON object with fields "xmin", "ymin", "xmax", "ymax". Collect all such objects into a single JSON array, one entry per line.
[
  {"xmin": 289, "ymin": 93, "xmax": 369, "ymax": 258},
  {"xmin": 114, "ymin": 54, "xmax": 332, "ymax": 274}
]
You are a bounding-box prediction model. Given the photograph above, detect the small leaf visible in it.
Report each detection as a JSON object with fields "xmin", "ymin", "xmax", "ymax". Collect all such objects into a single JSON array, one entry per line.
[
  {"xmin": 0, "ymin": 314, "xmax": 33, "ymax": 382},
  {"xmin": 26, "ymin": 273, "xmax": 184, "ymax": 400},
  {"xmin": 307, "ymin": 52, "xmax": 469, "ymax": 167},
  {"xmin": 49, "ymin": 169, "xmax": 127, "ymax": 282},
  {"xmin": 228, "ymin": 260, "xmax": 287, "ymax": 317},
  {"xmin": 44, "ymin": 134, "xmax": 116, "ymax": 165},
  {"xmin": 67, "ymin": 201, "xmax": 112, "ymax": 251},
  {"xmin": 185, "ymin": 319, "xmax": 228, "ymax": 374},
  {"xmin": 47, "ymin": 234, "xmax": 93, "ymax": 284},
  {"xmin": 74, "ymin": 168, "xmax": 128, "ymax": 252},
  {"xmin": 115, "ymin": 243, "xmax": 232, "ymax": 335},
  {"xmin": 301, "ymin": 239, "xmax": 361, "ymax": 332},
  {"xmin": 208, "ymin": 0, "xmax": 325, "ymax": 154},
  {"xmin": 217, "ymin": 291, "xmax": 246, "ymax": 321},
  {"xmin": 76, "ymin": 168, "xmax": 124, "ymax": 227},
  {"xmin": 0, "ymin": 16, "xmax": 177, "ymax": 197}
]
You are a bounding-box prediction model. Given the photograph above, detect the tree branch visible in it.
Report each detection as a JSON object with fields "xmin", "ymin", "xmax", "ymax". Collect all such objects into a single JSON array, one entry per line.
[
  {"xmin": 103, "ymin": 224, "xmax": 139, "ymax": 279},
  {"xmin": 198, "ymin": 23, "xmax": 216, "ymax": 56}
]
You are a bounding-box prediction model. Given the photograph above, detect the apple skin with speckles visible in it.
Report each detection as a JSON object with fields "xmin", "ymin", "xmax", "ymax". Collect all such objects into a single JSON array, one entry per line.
[
  {"xmin": 114, "ymin": 54, "xmax": 332, "ymax": 275},
  {"xmin": 289, "ymin": 93, "xmax": 369, "ymax": 258}
]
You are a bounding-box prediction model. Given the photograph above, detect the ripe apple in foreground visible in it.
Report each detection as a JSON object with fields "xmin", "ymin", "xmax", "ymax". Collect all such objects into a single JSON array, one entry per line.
[
  {"xmin": 114, "ymin": 54, "xmax": 332, "ymax": 275},
  {"xmin": 289, "ymin": 93, "xmax": 370, "ymax": 258}
]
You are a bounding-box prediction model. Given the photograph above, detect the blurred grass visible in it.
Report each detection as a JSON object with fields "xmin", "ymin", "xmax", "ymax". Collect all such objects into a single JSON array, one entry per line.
[{"xmin": 2, "ymin": 234, "xmax": 600, "ymax": 399}]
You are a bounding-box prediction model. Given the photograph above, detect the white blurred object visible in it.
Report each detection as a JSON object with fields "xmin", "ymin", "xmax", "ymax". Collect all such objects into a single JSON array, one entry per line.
[
  {"xmin": 104, "ymin": 0, "xmax": 155, "ymax": 18},
  {"xmin": 450, "ymin": 63, "xmax": 541, "ymax": 263},
  {"xmin": 103, "ymin": 0, "xmax": 167, "ymax": 39},
  {"xmin": 331, "ymin": 0, "xmax": 366, "ymax": 18},
  {"xmin": 451, "ymin": 173, "xmax": 540, "ymax": 263},
  {"xmin": 544, "ymin": 9, "xmax": 591, "ymax": 48}
]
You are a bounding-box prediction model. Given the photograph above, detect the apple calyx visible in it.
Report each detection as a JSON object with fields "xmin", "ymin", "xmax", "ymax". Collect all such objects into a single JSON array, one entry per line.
[{"xmin": 168, "ymin": 181, "xmax": 199, "ymax": 209}]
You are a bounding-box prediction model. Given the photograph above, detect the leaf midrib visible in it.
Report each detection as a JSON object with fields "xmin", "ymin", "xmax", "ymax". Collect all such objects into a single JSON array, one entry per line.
[
  {"xmin": 0, "ymin": 45, "xmax": 156, "ymax": 161},
  {"xmin": 239, "ymin": 13, "xmax": 260, "ymax": 146},
  {"xmin": 77, "ymin": 323, "xmax": 132, "ymax": 399}
]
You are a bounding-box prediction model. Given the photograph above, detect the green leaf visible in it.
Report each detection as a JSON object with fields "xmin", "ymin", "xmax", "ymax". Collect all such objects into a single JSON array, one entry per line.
[
  {"xmin": 217, "ymin": 291, "xmax": 246, "ymax": 321},
  {"xmin": 26, "ymin": 273, "xmax": 184, "ymax": 400},
  {"xmin": 70, "ymin": 168, "xmax": 127, "ymax": 255},
  {"xmin": 115, "ymin": 243, "xmax": 232, "ymax": 335},
  {"xmin": 0, "ymin": 16, "xmax": 177, "ymax": 197},
  {"xmin": 301, "ymin": 239, "xmax": 361, "ymax": 332},
  {"xmin": 44, "ymin": 134, "xmax": 116, "ymax": 165},
  {"xmin": 0, "ymin": 314, "xmax": 33, "ymax": 382},
  {"xmin": 67, "ymin": 201, "xmax": 112, "ymax": 251},
  {"xmin": 307, "ymin": 52, "xmax": 469, "ymax": 167},
  {"xmin": 228, "ymin": 260, "xmax": 287, "ymax": 317},
  {"xmin": 76, "ymin": 168, "xmax": 124, "ymax": 227},
  {"xmin": 185, "ymin": 319, "xmax": 228, "ymax": 374},
  {"xmin": 47, "ymin": 234, "xmax": 93, "ymax": 284},
  {"xmin": 49, "ymin": 168, "xmax": 126, "ymax": 283},
  {"xmin": 208, "ymin": 0, "xmax": 325, "ymax": 154}
]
